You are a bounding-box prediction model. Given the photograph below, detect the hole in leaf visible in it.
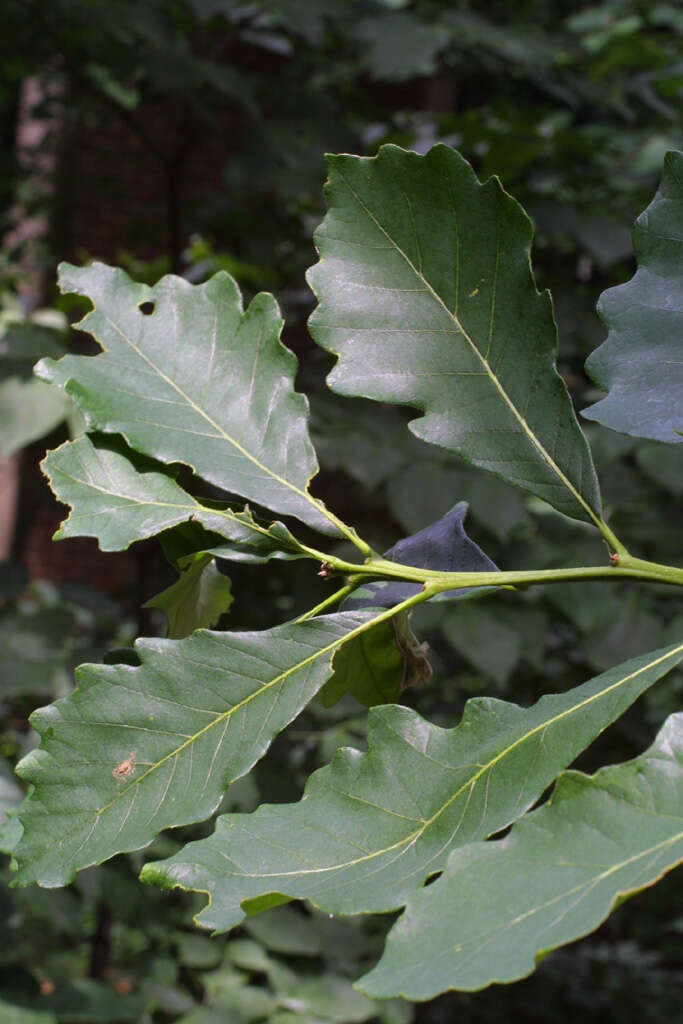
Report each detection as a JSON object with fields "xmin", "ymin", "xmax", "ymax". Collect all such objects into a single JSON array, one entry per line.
[
  {"xmin": 422, "ymin": 870, "xmax": 442, "ymax": 888},
  {"xmin": 138, "ymin": 301, "xmax": 155, "ymax": 316}
]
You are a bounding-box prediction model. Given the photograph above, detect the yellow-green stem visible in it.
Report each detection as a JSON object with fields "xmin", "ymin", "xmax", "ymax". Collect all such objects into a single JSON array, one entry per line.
[
  {"xmin": 295, "ymin": 583, "xmax": 359, "ymax": 623},
  {"xmin": 306, "ymin": 553, "xmax": 683, "ymax": 592},
  {"xmin": 597, "ymin": 517, "xmax": 629, "ymax": 556}
]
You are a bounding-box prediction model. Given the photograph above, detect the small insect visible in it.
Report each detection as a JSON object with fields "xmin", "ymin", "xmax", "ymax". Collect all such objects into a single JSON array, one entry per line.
[{"xmin": 112, "ymin": 751, "xmax": 137, "ymax": 779}]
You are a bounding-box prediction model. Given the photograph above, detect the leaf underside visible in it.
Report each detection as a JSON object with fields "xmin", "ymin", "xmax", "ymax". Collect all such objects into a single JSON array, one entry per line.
[
  {"xmin": 360, "ymin": 711, "xmax": 683, "ymax": 999},
  {"xmin": 38, "ymin": 262, "xmax": 338, "ymax": 535},
  {"xmin": 345, "ymin": 503, "xmax": 498, "ymax": 609},
  {"xmin": 12, "ymin": 611, "xmax": 376, "ymax": 887},
  {"xmin": 308, "ymin": 144, "xmax": 601, "ymax": 523},
  {"xmin": 141, "ymin": 643, "xmax": 682, "ymax": 932},
  {"xmin": 583, "ymin": 150, "xmax": 683, "ymax": 443}
]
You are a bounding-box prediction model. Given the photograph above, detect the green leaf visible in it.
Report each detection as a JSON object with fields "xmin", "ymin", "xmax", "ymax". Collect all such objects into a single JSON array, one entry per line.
[
  {"xmin": 175, "ymin": 1008, "xmax": 236, "ymax": 1024},
  {"xmin": 201, "ymin": 525, "xmax": 308, "ymax": 565},
  {"xmin": 0, "ymin": 320, "xmax": 66, "ymax": 380},
  {"xmin": 223, "ymin": 940, "xmax": 377, "ymax": 1022},
  {"xmin": 0, "ymin": 1001, "xmax": 56, "ymax": 1024},
  {"xmin": 583, "ymin": 151, "xmax": 683, "ymax": 443},
  {"xmin": 141, "ymin": 643, "xmax": 682, "ymax": 930},
  {"xmin": 583, "ymin": 594, "xmax": 664, "ymax": 673},
  {"xmin": 345, "ymin": 504, "xmax": 497, "ymax": 610},
  {"xmin": 443, "ymin": 602, "xmax": 521, "ymax": 685},
  {"xmin": 0, "ymin": 378, "xmax": 70, "ymax": 458},
  {"xmin": 203, "ymin": 963, "xmax": 278, "ymax": 1019},
  {"xmin": 269, "ymin": 968, "xmax": 376, "ymax": 1023},
  {"xmin": 0, "ymin": 318, "xmax": 71, "ymax": 455},
  {"xmin": 386, "ymin": 458, "xmax": 527, "ymax": 543},
  {"xmin": 308, "ymin": 144, "xmax": 602, "ymax": 524},
  {"xmin": 42, "ymin": 435, "xmax": 310, "ymax": 562},
  {"xmin": 11, "ymin": 610, "xmax": 379, "ymax": 887},
  {"xmin": 319, "ymin": 619, "xmax": 402, "ymax": 708},
  {"xmin": 172, "ymin": 930, "xmax": 224, "ymax": 969},
  {"xmin": 320, "ymin": 613, "xmax": 431, "ymax": 709},
  {"xmin": 311, "ymin": 393, "xmax": 528, "ymax": 543},
  {"xmin": 635, "ymin": 442, "xmax": 683, "ymax": 496},
  {"xmin": 3, "ymin": 979, "xmax": 143, "ymax": 1022},
  {"xmin": 0, "ymin": 805, "xmax": 24, "ymax": 856},
  {"xmin": 144, "ymin": 555, "xmax": 233, "ymax": 638},
  {"xmin": 243, "ymin": 906, "xmax": 322, "ymax": 956},
  {"xmin": 360, "ymin": 711, "xmax": 683, "ymax": 998},
  {"xmin": 357, "ymin": 13, "xmax": 449, "ymax": 81},
  {"xmin": 38, "ymin": 263, "xmax": 341, "ymax": 535},
  {"xmin": 0, "ymin": 604, "xmax": 76, "ymax": 698},
  {"xmin": 0, "ymin": 760, "xmax": 23, "ymax": 829}
]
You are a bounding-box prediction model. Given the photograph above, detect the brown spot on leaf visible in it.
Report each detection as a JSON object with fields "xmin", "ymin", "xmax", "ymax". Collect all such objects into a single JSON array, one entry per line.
[{"xmin": 112, "ymin": 751, "xmax": 136, "ymax": 779}]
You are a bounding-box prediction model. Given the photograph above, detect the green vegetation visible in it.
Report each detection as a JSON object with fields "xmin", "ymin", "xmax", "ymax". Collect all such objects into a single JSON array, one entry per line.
[{"xmin": 1, "ymin": 3, "xmax": 681, "ymax": 1021}]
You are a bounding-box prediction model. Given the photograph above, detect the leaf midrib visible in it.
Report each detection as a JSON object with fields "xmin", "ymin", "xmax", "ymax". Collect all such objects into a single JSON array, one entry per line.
[
  {"xmin": 395, "ymin": 828, "xmax": 683, "ymax": 987},
  {"xmin": 232, "ymin": 644, "xmax": 683, "ymax": 881},
  {"xmin": 50, "ymin": 444, "xmax": 303, "ymax": 546},
  {"xmin": 335, "ymin": 168, "xmax": 600, "ymax": 526},
  {"xmin": 82, "ymin": 309, "xmax": 326, "ymax": 522},
  {"xmin": 478, "ymin": 830, "xmax": 683, "ymax": 942},
  {"xmin": 90, "ymin": 612, "xmax": 378, "ymax": 819}
]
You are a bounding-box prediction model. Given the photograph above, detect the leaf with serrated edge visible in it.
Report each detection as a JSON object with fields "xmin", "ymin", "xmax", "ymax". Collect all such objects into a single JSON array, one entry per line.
[
  {"xmin": 141, "ymin": 643, "xmax": 682, "ymax": 928},
  {"xmin": 12, "ymin": 610, "xmax": 379, "ymax": 887},
  {"xmin": 37, "ymin": 262, "xmax": 339, "ymax": 534},
  {"xmin": 583, "ymin": 151, "xmax": 683, "ymax": 443},
  {"xmin": 360, "ymin": 710, "xmax": 683, "ymax": 998},
  {"xmin": 308, "ymin": 144, "xmax": 601, "ymax": 524},
  {"xmin": 42, "ymin": 435, "xmax": 309, "ymax": 562}
]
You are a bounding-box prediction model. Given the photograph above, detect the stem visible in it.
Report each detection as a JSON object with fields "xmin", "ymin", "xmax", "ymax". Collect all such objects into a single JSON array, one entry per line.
[
  {"xmin": 313, "ymin": 506, "xmax": 374, "ymax": 558},
  {"xmin": 613, "ymin": 554, "xmax": 683, "ymax": 586},
  {"xmin": 597, "ymin": 517, "xmax": 629, "ymax": 557},
  {"xmin": 283, "ymin": 513, "xmax": 678, "ymax": 597},
  {"xmin": 295, "ymin": 582, "xmax": 358, "ymax": 623},
  {"xmin": 313, "ymin": 554, "xmax": 683, "ymax": 592},
  {"xmin": 355, "ymin": 585, "xmax": 437, "ymax": 621}
]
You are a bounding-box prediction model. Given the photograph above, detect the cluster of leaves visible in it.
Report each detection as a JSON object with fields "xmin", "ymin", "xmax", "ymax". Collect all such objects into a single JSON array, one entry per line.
[
  {"xmin": 0, "ymin": 575, "xmax": 411, "ymax": 1022},
  {"xmin": 3, "ymin": 0, "xmax": 682, "ymax": 288},
  {"xmin": 2, "ymin": 140, "xmax": 680, "ymax": 1015},
  {"xmin": 2, "ymin": 3, "xmax": 682, "ymax": 1017}
]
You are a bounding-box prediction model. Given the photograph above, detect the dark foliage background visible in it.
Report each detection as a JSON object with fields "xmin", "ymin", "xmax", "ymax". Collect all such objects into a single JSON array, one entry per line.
[{"xmin": 1, "ymin": 2, "xmax": 681, "ymax": 1021}]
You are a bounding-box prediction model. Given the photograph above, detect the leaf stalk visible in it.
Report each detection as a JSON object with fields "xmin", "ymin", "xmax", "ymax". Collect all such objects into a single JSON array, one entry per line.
[{"xmin": 295, "ymin": 583, "xmax": 359, "ymax": 622}]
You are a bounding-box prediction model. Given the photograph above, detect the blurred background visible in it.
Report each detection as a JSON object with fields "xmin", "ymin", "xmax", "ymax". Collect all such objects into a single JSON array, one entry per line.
[{"xmin": 1, "ymin": 2, "xmax": 682, "ymax": 1021}]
